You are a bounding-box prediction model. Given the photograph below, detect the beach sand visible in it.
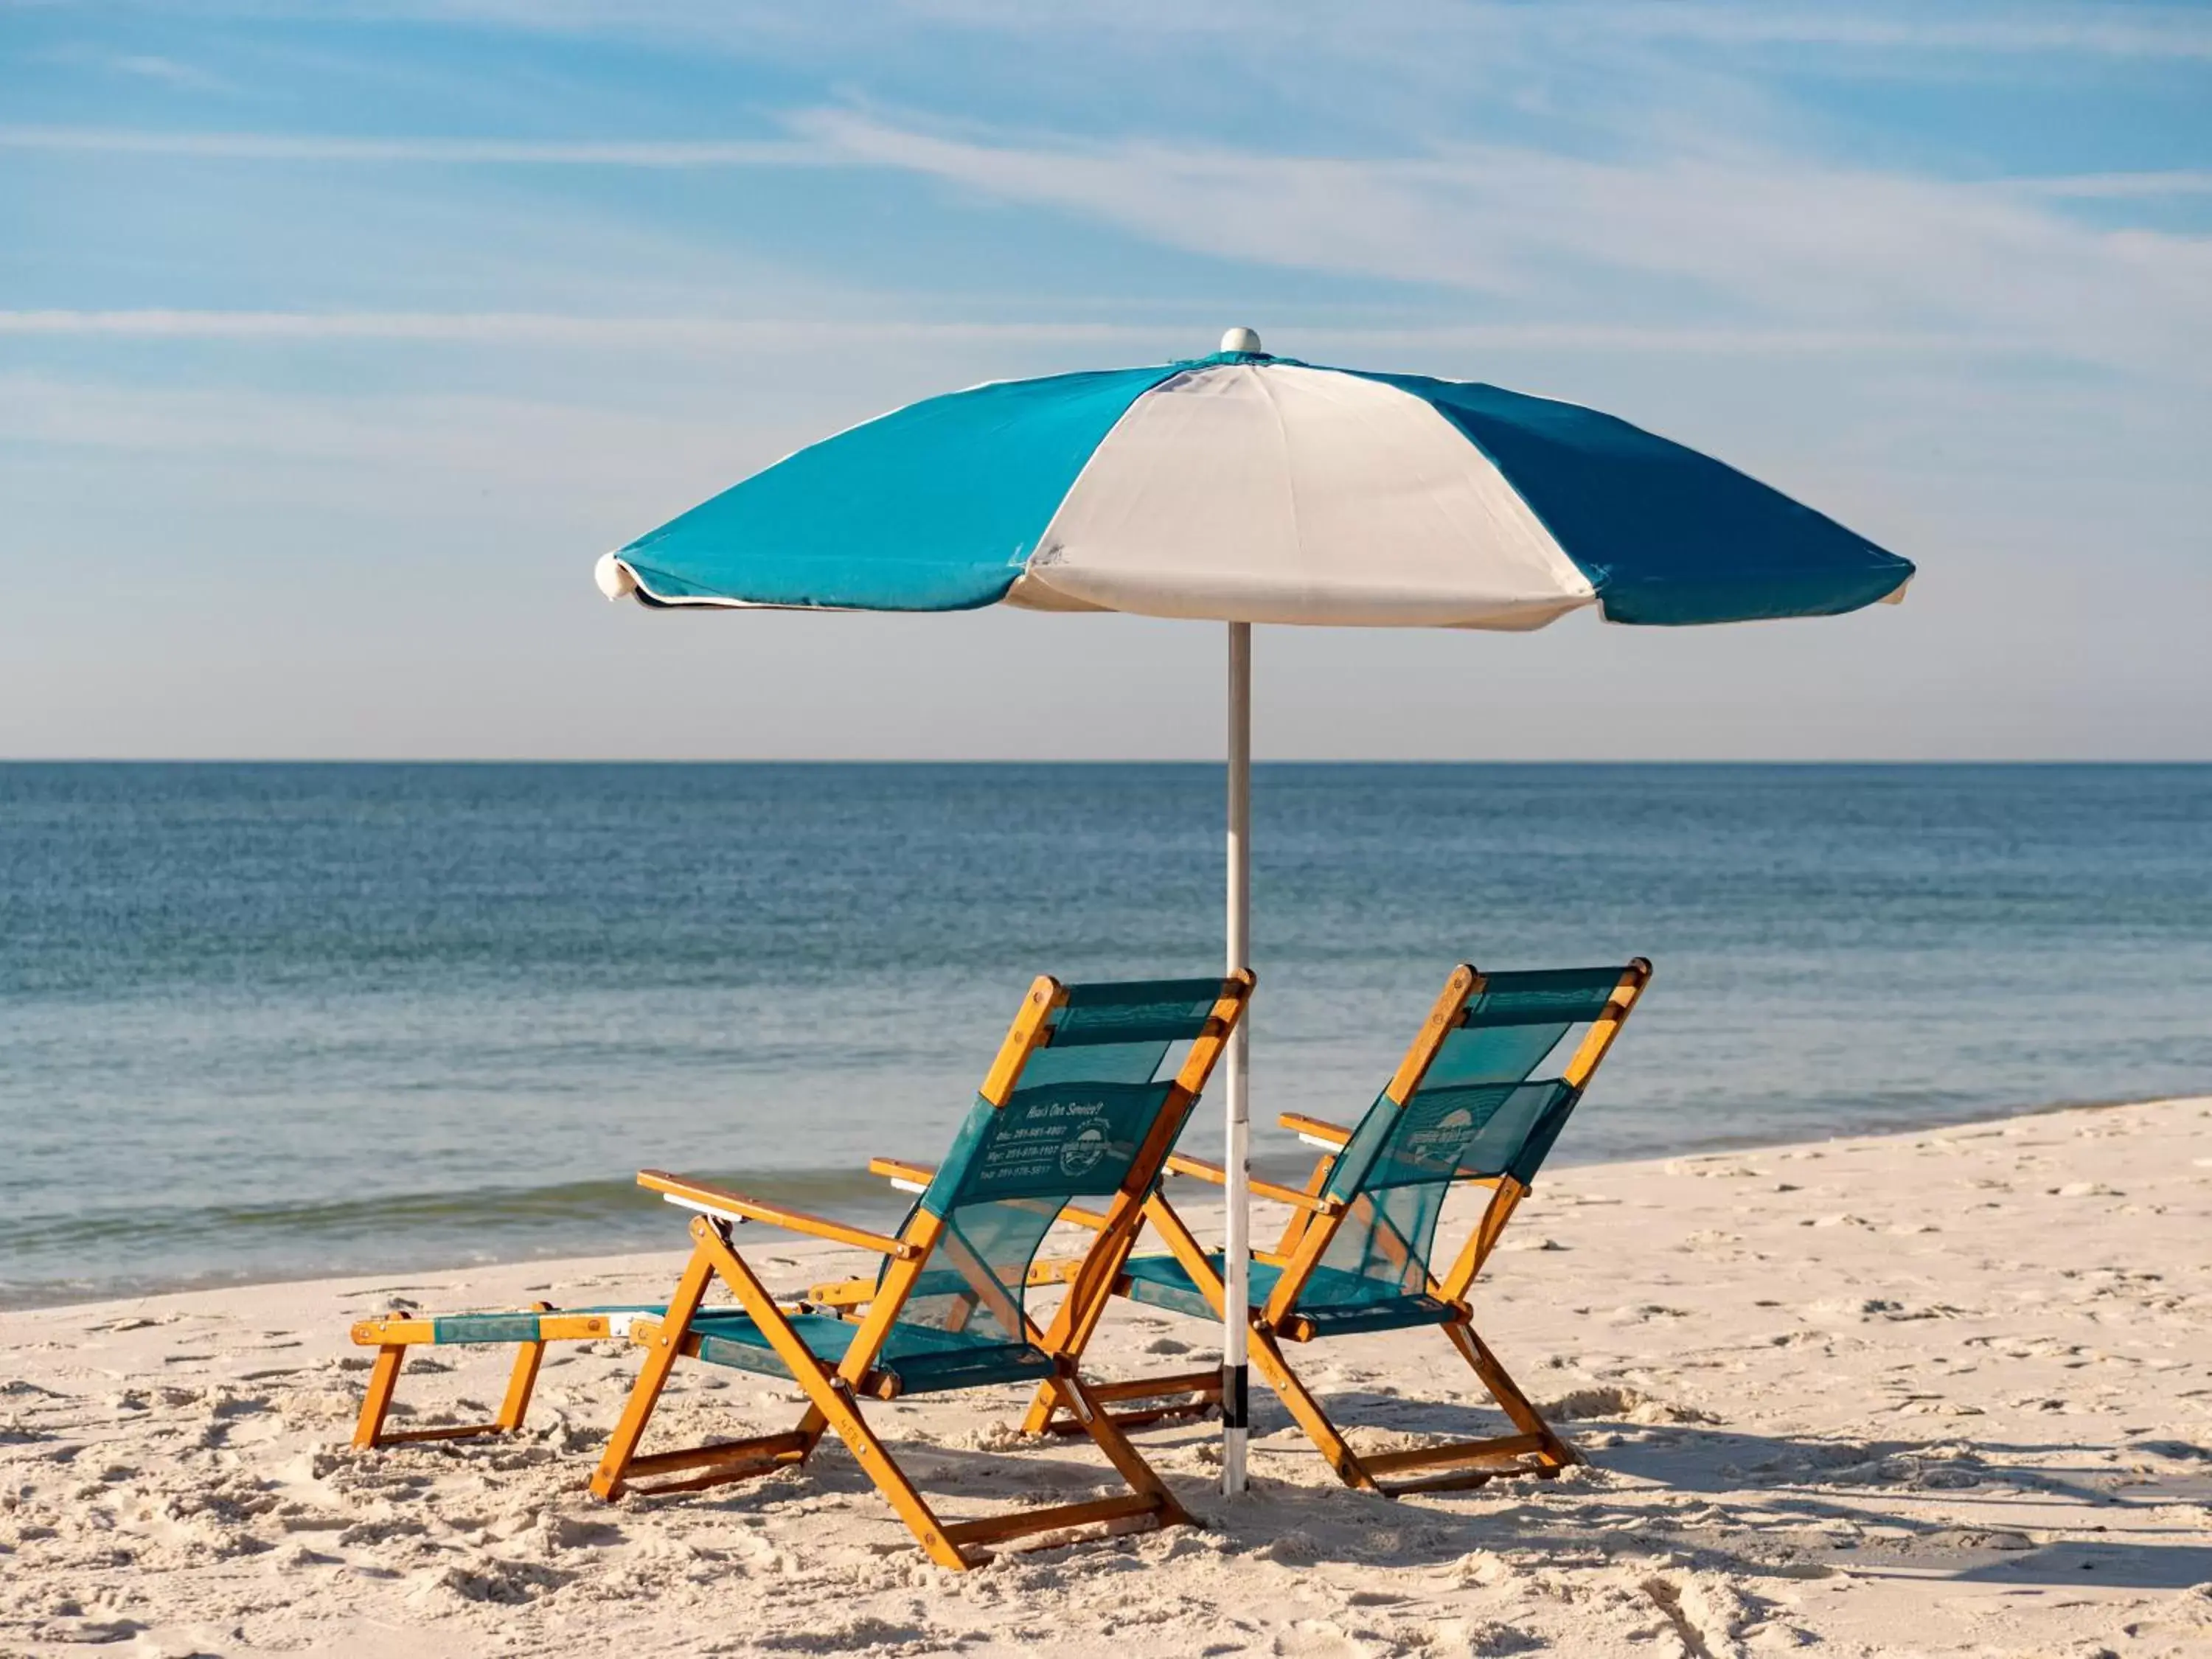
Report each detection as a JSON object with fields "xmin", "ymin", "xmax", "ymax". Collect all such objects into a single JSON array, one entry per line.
[{"xmin": 5, "ymin": 1096, "xmax": 2211, "ymax": 1658}]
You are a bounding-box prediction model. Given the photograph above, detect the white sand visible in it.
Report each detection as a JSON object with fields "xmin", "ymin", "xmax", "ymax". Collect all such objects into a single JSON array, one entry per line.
[{"xmin": 5, "ymin": 1096, "xmax": 2212, "ymax": 1658}]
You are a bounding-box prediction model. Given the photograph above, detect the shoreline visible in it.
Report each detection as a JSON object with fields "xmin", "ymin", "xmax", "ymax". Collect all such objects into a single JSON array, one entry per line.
[
  {"xmin": 6, "ymin": 1088, "xmax": 2199, "ymax": 1320},
  {"xmin": 5, "ymin": 1093, "xmax": 2211, "ymax": 1656}
]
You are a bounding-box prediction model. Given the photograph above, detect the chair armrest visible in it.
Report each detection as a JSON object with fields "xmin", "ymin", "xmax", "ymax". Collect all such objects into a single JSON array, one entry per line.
[
  {"xmin": 1164, "ymin": 1153, "xmax": 1340, "ymax": 1214},
  {"xmin": 1279, "ymin": 1112, "xmax": 1353, "ymax": 1149},
  {"xmin": 867, "ymin": 1156, "xmax": 936, "ymax": 1194},
  {"xmin": 638, "ymin": 1170, "xmax": 922, "ymax": 1259},
  {"xmin": 1164, "ymin": 1152, "xmax": 1229, "ymax": 1186}
]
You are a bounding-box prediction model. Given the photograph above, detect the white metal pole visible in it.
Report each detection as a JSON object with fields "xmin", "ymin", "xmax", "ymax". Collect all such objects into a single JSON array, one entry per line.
[{"xmin": 1222, "ymin": 620, "xmax": 1252, "ymax": 1497}]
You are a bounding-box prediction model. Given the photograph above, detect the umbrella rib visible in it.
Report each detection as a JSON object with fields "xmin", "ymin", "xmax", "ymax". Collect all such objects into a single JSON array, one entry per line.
[{"xmin": 1245, "ymin": 365, "xmax": 1310, "ymax": 597}]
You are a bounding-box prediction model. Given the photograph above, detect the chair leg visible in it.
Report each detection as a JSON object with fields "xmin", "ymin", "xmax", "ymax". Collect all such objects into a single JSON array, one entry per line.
[
  {"xmin": 1235, "ymin": 1323, "xmax": 1566, "ymax": 1495},
  {"xmin": 810, "ymin": 1382, "xmax": 970, "ymax": 1570},
  {"xmin": 697, "ymin": 1226, "xmax": 972, "ymax": 1567},
  {"xmin": 1020, "ymin": 1266, "xmax": 1126, "ymax": 1434},
  {"xmin": 917, "ymin": 1374, "xmax": 1191, "ymax": 1565},
  {"xmin": 1019, "ymin": 1203, "xmax": 1166, "ymax": 1436},
  {"xmin": 1024, "ymin": 1193, "xmax": 1233, "ymax": 1437},
  {"xmin": 589, "ymin": 1226, "xmax": 908, "ymax": 1544},
  {"xmin": 1249, "ymin": 1326, "xmax": 1377, "ymax": 1489},
  {"xmin": 1444, "ymin": 1321, "xmax": 1579, "ymax": 1469},
  {"xmin": 592, "ymin": 1211, "xmax": 1184, "ymax": 1571},
  {"xmin": 496, "ymin": 1339, "xmax": 548, "ymax": 1433},
  {"xmin": 352, "ymin": 1343, "xmax": 407, "ymax": 1449},
  {"xmin": 590, "ymin": 1245, "xmax": 719, "ymax": 1501},
  {"xmin": 1048, "ymin": 1371, "xmax": 1192, "ymax": 1529}
]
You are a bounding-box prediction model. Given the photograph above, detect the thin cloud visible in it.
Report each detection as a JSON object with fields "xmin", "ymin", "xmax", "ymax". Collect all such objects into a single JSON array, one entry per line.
[
  {"xmin": 0, "ymin": 308, "xmax": 2014, "ymax": 358},
  {"xmin": 1557, "ymin": 1, "xmax": 2212, "ymax": 58},
  {"xmin": 0, "ymin": 126, "xmax": 828, "ymax": 166},
  {"xmin": 166, "ymin": 1, "xmax": 2212, "ymax": 61},
  {"xmin": 2006, "ymin": 171, "xmax": 2212, "ymax": 200},
  {"xmin": 0, "ymin": 310, "xmax": 1155, "ymax": 346},
  {"xmin": 105, "ymin": 54, "xmax": 237, "ymax": 92},
  {"xmin": 788, "ymin": 111, "xmax": 2212, "ymax": 380},
  {"xmin": 0, "ymin": 371, "xmax": 730, "ymax": 470},
  {"xmin": 6, "ymin": 112, "xmax": 2205, "ymax": 381}
]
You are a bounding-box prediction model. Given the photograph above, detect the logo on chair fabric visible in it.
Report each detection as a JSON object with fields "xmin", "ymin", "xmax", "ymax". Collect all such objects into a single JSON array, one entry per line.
[
  {"xmin": 1058, "ymin": 1124, "xmax": 1110, "ymax": 1178},
  {"xmin": 1402, "ymin": 1106, "xmax": 1477, "ymax": 1172}
]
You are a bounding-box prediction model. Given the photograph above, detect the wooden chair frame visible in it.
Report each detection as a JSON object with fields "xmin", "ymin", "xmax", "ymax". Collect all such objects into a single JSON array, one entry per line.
[
  {"xmin": 588, "ymin": 971, "xmax": 1253, "ymax": 1569},
  {"xmin": 1020, "ymin": 959, "xmax": 1651, "ymax": 1496}
]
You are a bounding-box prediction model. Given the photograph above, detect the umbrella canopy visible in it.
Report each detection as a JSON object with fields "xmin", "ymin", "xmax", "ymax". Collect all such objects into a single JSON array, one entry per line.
[
  {"xmin": 594, "ymin": 332, "xmax": 1914, "ymax": 1499},
  {"xmin": 594, "ymin": 343, "xmax": 1911, "ymax": 625}
]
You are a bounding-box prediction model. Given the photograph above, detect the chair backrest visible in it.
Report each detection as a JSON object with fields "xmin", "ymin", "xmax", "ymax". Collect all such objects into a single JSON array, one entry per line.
[
  {"xmin": 1302, "ymin": 961, "xmax": 1649, "ymax": 1310},
  {"xmin": 894, "ymin": 974, "xmax": 1250, "ymax": 1346}
]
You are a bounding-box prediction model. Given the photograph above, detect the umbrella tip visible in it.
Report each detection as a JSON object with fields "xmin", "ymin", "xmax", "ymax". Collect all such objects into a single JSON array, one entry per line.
[
  {"xmin": 594, "ymin": 552, "xmax": 638, "ymax": 602},
  {"xmin": 1219, "ymin": 326, "xmax": 1263, "ymax": 355}
]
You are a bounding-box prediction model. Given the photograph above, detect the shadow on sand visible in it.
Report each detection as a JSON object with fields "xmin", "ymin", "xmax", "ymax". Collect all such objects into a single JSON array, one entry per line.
[{"xmin": 608, "ymin": 1382, "xmax": 2212, "ymax": 1594}]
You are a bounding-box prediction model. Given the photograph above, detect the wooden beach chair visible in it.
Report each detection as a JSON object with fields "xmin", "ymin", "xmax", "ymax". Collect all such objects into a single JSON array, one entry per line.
[
  {"xmin": 588, "ymin": 971, "xmax": 1253, "ymax": 1569},
  {"xmin": 1023, "ymin": 960, "xmax": 1650, "ymax": 1496}
]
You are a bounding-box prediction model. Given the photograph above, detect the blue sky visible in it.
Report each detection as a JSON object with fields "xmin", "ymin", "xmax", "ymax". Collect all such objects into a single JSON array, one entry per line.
[{"xmin": 4, "ymin": 1, "xmax": 2208, "ymax": 759}]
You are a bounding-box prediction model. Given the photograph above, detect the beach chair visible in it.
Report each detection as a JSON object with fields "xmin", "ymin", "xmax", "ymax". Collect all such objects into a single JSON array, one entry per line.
[
  {"xmin": 1023, "ymin": 960, "xmax": 1650, "ymax": 1496},
  {"xmin": 587, "ymin": 971, "xmax": 1253, "ymax": 1569}
]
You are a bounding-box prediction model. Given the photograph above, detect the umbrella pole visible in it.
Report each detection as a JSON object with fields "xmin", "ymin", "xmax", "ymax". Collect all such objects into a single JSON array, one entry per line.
[{"xmin": 1222, "ymin": 620, "xmax": 1252, "ymax": 1498}]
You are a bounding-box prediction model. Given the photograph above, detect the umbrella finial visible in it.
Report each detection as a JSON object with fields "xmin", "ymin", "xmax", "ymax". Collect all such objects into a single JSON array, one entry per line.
[{"xmin": 1220, "ymin": 326, "xmax": 1263, "ymax": 355}]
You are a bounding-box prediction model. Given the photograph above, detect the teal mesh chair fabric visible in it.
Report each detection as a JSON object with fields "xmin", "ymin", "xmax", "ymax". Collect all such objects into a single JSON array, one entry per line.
[
  {"xmin": 1119, "ymin": 1254, "xmax": 1475, "ymax": 1336},
  {"xmin": 1303, "ymin": 967, "xmax": 1624, "ymax": 1321},
  {"xmin": 426, "ymin": 1307, "xmax": 658, "ymax": 1345},
  {"xmin": 680, "ymin": 977, "xmax": 1231, "ymax": 1394},
  {"xmin": 685, "ymin": 1312, "xmax": 1062, "ymax": 1394},
  {"xmin": 893, "ymin": 979, "xmax": 1227, "ymax": 1357},
  {"xmin": 1114, "ymin": 966, "xmax": 1629, "ymax": 1335}
]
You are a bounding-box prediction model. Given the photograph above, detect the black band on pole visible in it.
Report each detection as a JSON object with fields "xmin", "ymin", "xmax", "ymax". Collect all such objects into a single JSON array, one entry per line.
[{"xmin": 1220, "ymin": 1363, "xmax": 1250, "ymax": 1430}]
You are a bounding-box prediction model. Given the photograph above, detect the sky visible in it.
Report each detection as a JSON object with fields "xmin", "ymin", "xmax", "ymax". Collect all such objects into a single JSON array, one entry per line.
[{"xmin": 3, "ymin": 1, "xmax": 2208, "ymax": 760}]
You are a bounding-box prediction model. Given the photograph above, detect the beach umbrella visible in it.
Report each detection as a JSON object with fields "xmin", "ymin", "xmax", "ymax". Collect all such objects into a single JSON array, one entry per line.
[{"xmin": 592, "ymin": 328, "xmax": 1915, "ymax": 1495}]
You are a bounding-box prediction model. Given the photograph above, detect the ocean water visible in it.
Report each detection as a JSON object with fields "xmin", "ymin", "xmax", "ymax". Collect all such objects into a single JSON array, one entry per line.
[{"xmin": 2, "ymin": 762, "xmax": 2207, "ymax": 1310}]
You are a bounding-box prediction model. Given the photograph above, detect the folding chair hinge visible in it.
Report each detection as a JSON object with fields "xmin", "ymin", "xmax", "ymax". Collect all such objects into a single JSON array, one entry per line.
[{"xmin": 689, "ymin": 1213, "xmax": 737, "ymax": 1248}]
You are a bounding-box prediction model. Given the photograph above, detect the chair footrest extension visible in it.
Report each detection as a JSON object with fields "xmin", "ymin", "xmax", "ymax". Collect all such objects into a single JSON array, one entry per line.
[{"xmin": 940, "ymin": 1492, "xmax": 1163, "ymax": 1551}]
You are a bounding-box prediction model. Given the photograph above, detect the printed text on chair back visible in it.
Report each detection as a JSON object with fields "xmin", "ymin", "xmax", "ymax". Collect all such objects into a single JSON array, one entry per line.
[
  {"xmin": 1310, "ymin": 967, "xmax": 1635, "ymax": 1309},
  {"xmin": 900, "ymin": 978, "xmax": 1234, "ymax": 1345}
]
